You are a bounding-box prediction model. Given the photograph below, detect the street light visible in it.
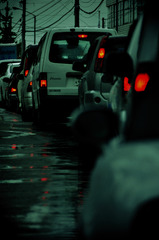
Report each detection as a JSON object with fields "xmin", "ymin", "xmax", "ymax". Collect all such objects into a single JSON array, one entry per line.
[{"xmin": 13, "ymin": 6, "xmax": 36, "ymax": 45}]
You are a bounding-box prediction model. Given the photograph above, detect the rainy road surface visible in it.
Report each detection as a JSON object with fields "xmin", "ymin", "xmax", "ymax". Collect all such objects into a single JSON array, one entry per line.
[{"xmin": 0, "ymin": 108, "xmax": 91, "ymax": 240}]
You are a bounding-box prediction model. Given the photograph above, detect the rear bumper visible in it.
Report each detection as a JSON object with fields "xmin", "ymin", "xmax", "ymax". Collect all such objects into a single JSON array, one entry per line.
[{"xmin": 40, "ymin": 94, "xmax": 79, "ymax": 115}]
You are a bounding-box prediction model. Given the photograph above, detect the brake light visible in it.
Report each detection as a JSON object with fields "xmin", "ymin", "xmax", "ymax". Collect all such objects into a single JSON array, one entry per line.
[
  {"xmin": 134, "ymin": 73, "xmax": 150, "ymax": 92},
  {"xmin": 98, "ymin": 48, "xmax": 105, "ymax": 59},
  {"xmin": 25, "ymin": 69, "xmax": 29, "ymax": 77},
  {"xmin": 94, "ymin": 36, "xmax": 107, "ymax": 72},
  {"xmin": 124, "ymin": 77, "xmax": 131, "ymax": 92},
  {"xmin": 40, "ymin": 80, "xmax": 47, "ymax": 88},
  {"xmin": 29, "ymin": 81, "xmax": 32, "ymax": 86},
  {"xmin": 78, "ymin": 34, "xmax": 88, "ymax": 38},
  {"xmin": 11, "ymin": 88, "xmax": 16, "ymax": 93}
]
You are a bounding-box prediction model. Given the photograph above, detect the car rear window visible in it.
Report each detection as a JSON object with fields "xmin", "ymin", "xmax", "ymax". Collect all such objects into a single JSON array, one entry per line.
[
  {"xmin": 49, "ymin": 32, "xmax": 112, "ymax": 64},
  {"xmin": 104, "ymin": 36, "xmax": 127, "ymax": 53}
]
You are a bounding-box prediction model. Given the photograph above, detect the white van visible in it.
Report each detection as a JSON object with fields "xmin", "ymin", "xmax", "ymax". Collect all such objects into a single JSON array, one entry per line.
[{"xmin": 32, "ymin": 27, "xmax": 117, "ymax": 123}]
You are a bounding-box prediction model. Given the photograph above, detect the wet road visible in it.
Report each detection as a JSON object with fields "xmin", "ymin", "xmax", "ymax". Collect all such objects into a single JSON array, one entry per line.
[{"xmin": 0, "ymin": 108, "xmax": 90, "ymax": 239}]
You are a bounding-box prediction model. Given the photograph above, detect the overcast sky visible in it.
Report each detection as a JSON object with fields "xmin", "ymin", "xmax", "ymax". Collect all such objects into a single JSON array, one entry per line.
[{"xmin": 0, "ymin": 0, "xmax": 108, "ymax": 46}]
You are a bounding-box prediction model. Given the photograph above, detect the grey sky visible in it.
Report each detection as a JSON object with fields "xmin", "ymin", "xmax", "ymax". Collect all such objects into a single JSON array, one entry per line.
[{"xmin": 0, "ymin": 0, "xmax": 108, "ymax": 46}]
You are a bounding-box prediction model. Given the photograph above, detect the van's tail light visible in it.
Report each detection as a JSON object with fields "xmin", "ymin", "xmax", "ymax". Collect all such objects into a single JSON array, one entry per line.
[
  {"xmin": 94, "ymin": 36, "xmax": 107, "ymax": 72},
  {"xmin": 78, "ymin": 34, "xmax": 88, "ymax": 38},
  {"xmin": 40, "ymin": 80, "xmax": 47, "ymax": 87},
  {"xmin": 134, "ymin": 73, "xmax": 150, "ymax": 92},
  {"xmin": 11, "ymin": 87, "xmax": 16, "ymax": 93},
  {"xmin": 39, "ymin": 73, "xmax": 47, "ymax": 88},
  {"xmin": 124, "ymin": 77, "xmax": 131, "ymax": 92}
]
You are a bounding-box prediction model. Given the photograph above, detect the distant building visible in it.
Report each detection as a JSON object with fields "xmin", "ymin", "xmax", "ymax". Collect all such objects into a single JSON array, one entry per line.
[{"xmin": 106, "ymin": 0, "xmax": 145, "ymax": 35}]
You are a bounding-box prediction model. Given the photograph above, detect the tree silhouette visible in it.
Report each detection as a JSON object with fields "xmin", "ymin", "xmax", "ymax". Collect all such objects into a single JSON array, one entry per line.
[{"xmin": 0, "ymin": 1, "xmax": 16, "ymax": 43}]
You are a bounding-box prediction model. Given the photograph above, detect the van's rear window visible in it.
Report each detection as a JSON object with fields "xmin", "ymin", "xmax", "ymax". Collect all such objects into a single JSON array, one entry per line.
[{"xmin": 49, "ymin": 32, "xmax": 112, "ymax": 64}]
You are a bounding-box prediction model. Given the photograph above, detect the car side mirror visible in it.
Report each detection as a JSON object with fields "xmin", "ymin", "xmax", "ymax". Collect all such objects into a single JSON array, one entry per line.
[
  {"xmin": 70, "ymin": 105, "xmax": 119, "ymax": 146},
  {"xmin": 103, "ymin": 52, "xmax": 133, "ymax": 79},
  {"xmin": 72, "ymin": 61, "xmax": 87, "ymax": 73}
]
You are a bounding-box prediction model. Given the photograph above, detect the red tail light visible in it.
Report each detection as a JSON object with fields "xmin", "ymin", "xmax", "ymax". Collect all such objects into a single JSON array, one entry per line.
[
  {"xmin": 94, "ymin": 36, "xmax": 107, "ymax": 72},
  {"xmin": 29, "ymin": 81, "xmax": 32, "ymax": 86},
  {"xmin": 134, "ymin": 73, "xmax": 150, "ymax": 92},
  {"xmin": 98, "ymin": 48, "xmax": 105, "ymax": 59},
  {"xmin": 25, "ymin": 69, "xmax": 29, "ymax": 77},
  {"xmin": 40, "ymin": 80, "xmax": 47, "ymax": 88},
  {"xmin": 124, "ymin": 77, "xmax": 131, "ymax": 92},
  {"xmin": 39, "ymin": 73, "xmax": 47, "ymax": 88},
  {"xmin": 11, "ymin": 88, "xmax": 16, "ymax": 93},
  {"xmin": 78, "ymin": 34, "xmax": 88, "ymax": 38}
]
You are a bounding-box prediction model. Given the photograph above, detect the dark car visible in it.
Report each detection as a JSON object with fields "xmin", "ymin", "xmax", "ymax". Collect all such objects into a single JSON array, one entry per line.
[
  {"xmin": 73, "ymin": 35, "xmax": 127, "ymax": 107},
  {"xmin": 5, "ymin": 66, "xmax": 21, "ymax": 111},
  {"xmin": 71, "ymin": 1, "xmax": 159, "ymax": 239}
]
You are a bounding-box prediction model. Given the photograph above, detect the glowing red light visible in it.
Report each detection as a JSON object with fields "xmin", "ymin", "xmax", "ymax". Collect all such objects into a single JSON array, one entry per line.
[
  {"xmin": 98, "ymin": 48, "xmax": 105, "ymax": 59},
  {"xmin": 25, "ymin": 70, "xmax": 29, "ymax": 77},
  {"xmin": 134, "ymin": 73, "xmax": 150, "ymax": 92},
  {"xmin": 11, "ymin": 144, "xmax": 16, "ymax": 149},
  {"xmin": 124, "ymin": 77, "xmax": 131, "ymax": 92},
  {"xmin": 29, "ymin": 81, "xmax": 32, "ymax": 86},
  {"xmin": 41, "ymin": 178, "xmax": 48, "ymax": 182},
  {"xmin": 78, "ymin": 34, "xmax": 88, "ymax": 38},
  {"xmin": 11, "ymin": 88, "xmax": 16, "ymax": 93},
  {"xmin": 40, "ymin": 80, "xmax": 47, "ymax": 87}
]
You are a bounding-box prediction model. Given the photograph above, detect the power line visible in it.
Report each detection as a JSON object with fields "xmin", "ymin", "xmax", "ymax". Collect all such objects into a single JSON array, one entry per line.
[
  {"xmin": 33, "ymin": 2, "xmax": 71, "ymax": 29},
  {"xmin": 80, "ymin": 0, "xmax": 104, "ymax": 14},
  {"xmin": 27, "ymin": 6, "xmax": 74, "ymax": 32},
  {"xmin": 26, "ymin": 0, "xmax": 60, "ymax": 22}
]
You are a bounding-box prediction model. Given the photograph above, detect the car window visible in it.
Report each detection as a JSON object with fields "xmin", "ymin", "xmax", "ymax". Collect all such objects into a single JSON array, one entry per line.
[
  {"xmin": 49, "ymin": 32, "xmax": 112, "ymax": 64},
  {"xmin": 138, "ymin": 15, "xmax": 159, "ymax": 63},
  {"xmin": 86, "ymin": 38, "xmax": 99, "ymax": 69},
  {"xmin": 104, "ymin": 36, "xmax": 127, "ymax": 53}
]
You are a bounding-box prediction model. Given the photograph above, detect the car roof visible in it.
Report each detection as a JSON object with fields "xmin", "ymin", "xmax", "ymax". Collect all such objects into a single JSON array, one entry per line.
[{"xmin": 47, "ymin": 27, "xmax": 118, "ymax": 35}]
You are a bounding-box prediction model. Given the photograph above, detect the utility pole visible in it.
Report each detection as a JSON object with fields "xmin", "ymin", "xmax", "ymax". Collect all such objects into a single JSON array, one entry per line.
[
  {"xmin": 74, "ymin": 0, "xmax": 79, "ymax": 27},
  {"xmin": 22, "ymin": 0, "xmax": 26, "ymax": 55}
]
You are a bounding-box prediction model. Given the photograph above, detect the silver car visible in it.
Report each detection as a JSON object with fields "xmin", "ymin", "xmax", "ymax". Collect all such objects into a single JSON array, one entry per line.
[
  {"xmin": 0, "ymin": 61, "xmax": 21, "ymax": 106},
  {"xmin": 20, "ymin": 45, "xmax": 38, "ymax": 121},
  {"xmin": 73, "ymin": 35, "xmax": 127, "ymax": 108}
]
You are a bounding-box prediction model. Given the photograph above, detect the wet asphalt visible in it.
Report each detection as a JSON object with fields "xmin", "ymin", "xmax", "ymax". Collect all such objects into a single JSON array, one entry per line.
[{"xmin": 0, "ymin": 108, "xmax": 91, "ymax": 240}]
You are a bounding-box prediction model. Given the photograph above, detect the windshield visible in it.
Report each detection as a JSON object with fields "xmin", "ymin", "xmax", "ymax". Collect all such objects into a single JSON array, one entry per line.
[{"xmin": 49, "ymin": 32, "xmax": 112, "ymax": 64}]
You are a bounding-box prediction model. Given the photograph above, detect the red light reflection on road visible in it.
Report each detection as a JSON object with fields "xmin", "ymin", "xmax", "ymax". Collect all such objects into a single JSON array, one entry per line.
[
  {"xmin": 44, "ymin": 191, "xmax": 49, "ymax": 194},
  {"xmin": 43, "ymin": 166, "xmax": 48, "ymax": 169},
  {"xmin": 12, "ymin": 119, "xmax": 18, "ymax": 122},
  {"xmin": 41, "ymin": 178, "xmax": 48, "ymax": 182},
  {"xmin": 11, "ymin": 144, "xmax": 17, "ymax": 149}
]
